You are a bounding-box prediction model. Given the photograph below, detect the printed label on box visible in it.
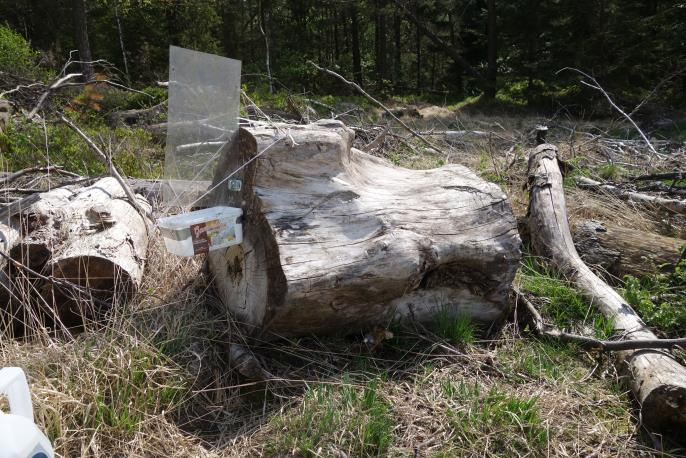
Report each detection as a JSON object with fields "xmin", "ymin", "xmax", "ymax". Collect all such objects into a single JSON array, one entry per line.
[{"xmin": 190, "ymin": 219, "xmax": 235, "ymax": 254}]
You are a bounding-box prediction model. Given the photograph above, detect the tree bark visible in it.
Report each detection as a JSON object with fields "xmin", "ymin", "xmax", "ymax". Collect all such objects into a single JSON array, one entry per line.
[
  {"xmin": 350, "ymin": 5, "xmax": 362, "ymax": 84},
  {"xmin": 486, "ymin": 0, "xmax": 497, "ymax": 98},
  {"xmin": 527, "ymin": 144, "xmax": 686, "ymax": 434},
  {"xmin": 393, "ymin": 13, "xmax": 402, "ymax": 86},
  {"xmin": 375, "ymin": 0, "xmax": 388, "ymax": 83},
  {"xmin": 573, "ymin": 220, "xmax": 684, "ymax": 278},
  {"xmin": 72, "ymin": 0, "xmax": 93, "ymax": 81},
  {"xmin": 208, "ymin": 120, "xmax": 522, "ymax": 337}
]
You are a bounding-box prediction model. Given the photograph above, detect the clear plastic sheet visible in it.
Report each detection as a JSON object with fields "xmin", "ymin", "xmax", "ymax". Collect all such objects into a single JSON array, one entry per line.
[{"xmin": 164, "ymin": 46, "xmax": 241, "ymax": 206}]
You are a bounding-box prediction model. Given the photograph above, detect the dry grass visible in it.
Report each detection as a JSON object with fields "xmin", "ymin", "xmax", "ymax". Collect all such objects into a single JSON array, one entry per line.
[{"xmin": 1, "ymin": 111, "xmax": 685, "ymax": 457}]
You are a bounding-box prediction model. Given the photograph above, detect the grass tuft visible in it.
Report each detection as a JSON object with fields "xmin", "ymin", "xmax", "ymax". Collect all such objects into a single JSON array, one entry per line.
[
  {"xmin": 264, "ymin": 377, "xmax": 394, "ymax": 457},
  {"xmin": 433, "ymin": 308, "xmax": 475, "ymax": 345}
]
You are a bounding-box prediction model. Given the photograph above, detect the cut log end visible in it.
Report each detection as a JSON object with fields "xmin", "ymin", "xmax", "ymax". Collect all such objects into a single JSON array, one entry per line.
[
  {"xmin": 1, "ymin": 177, "xmax": 150, "ymax": 332},
  {"xmin": 640, "ymin": 384, "xmax": 686, "ymax": 433}
]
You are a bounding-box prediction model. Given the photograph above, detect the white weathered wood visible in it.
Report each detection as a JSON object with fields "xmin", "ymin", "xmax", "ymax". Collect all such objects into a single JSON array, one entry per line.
[
  {"xmin": 528, "ymin": 144, "xmax": 686, "ymax": 433},
  {"xmin": 1, "ymin": 178, "xmax": 151, "ymax": 326},
  {"xmin": 209, "ymin": 120, "xmax": 522, "ymax": 337},
  {"xmin": 0, "ymin": 221, "xmax": 21, "ymax": 303},
  {"xmin": 44, "ymin": 177, "xmax": 151, "ymax": 316}
]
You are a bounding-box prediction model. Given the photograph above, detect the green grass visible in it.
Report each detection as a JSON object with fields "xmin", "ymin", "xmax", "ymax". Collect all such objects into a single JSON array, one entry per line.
[
  {"xmin": 441, "ymin": 381, "xmax": 548, "ymax": 454},
  {"xmin": 433, "ymin": 307, "xmax": 475, "ymax": 345},
  {"xmin": 0, "ymin": 116, "xmax": 163, "ymax": 178},
  {"xmin": 520, "ymin": 256, "xmax": 614, "ymax": 339},
  {"xmin": 264, "ymin": 377, "xmax": 394, "ymax": 457},
  {"xmin": 597, "ymin": 163, "xmax": 625, "ymax": 181},
  {"xmin": 621, "ymin": 252, "xmax": 686, "ymax": 338},
  {"xmin": 498, "ymin": 338, "xmax": 587, "ymax": 382}
]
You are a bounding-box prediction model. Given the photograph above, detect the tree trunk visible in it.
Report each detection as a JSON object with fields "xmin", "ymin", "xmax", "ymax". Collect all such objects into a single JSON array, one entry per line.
[
  {"xmin": 486, "ymin": 0, "xmax": 497, "ymax": 98},
  {"xmin": 375, "ymin": 0, "xmax": 387, "ymax": 83},
  {"xmin": 208, "ymin": 120, "xmax": 522, "ymax": 337},
  {"xmin": 2, "ymin": 178, "xmax": 151, "ymax": 330},
  {"xmin": 527, "ymin": 144, "xmax": 686, "ymax": 434},
  {"xmin": 350, "ymin": 5, "xmax": 362, "ymax": 84},
  {"xmin": 573, "ymin": 220, "xmax": 684, "ymax": 278},
  {"xmin": 393, "ymin": 0, "xmax": 486, "ymax": 88},
  {"xmin": 393, "ymin": 13, "xmax": 402, "ymax": 86},
  {"xmin": 415, "ymin": 20, "xmax": 422, "ymax": 91},
  {"xmin": 72, "ymin": 0, "xmax": 93, "ymax": 81}
]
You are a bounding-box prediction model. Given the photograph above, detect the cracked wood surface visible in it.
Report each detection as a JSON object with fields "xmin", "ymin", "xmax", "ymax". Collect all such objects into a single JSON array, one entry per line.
[{"xmin": 209, "ymin": 120, "xmax": 521, "ymax": 336}]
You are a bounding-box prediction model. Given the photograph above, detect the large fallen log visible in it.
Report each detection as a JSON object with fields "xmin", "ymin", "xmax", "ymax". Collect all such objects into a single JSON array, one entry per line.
[
  {"xmin": 45, "ymin": 178, "xmax": 151, "ymax": 321},
  {"xmin": 2, "ymin": 177, "xmax": 151, "ymax": 329},
  {"xmin": 208, "ymin": 120, "xmax": 522, "ymax": 336},
  {"xmin": 573, "ymin": 220, "xmax": 684, "ymax": 278},
  {"xmin": 527, "ymin": 144, "xmax": 686, "ymax": 434}
]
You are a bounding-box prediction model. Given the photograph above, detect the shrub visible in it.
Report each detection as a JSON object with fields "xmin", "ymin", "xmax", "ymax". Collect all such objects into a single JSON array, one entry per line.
[{"xmin": 0, "ymin": 24, "xmax": 37, "ymax": 76}]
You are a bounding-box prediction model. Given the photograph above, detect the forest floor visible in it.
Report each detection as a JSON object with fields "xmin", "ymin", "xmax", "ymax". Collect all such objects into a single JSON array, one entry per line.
[{"xmin": 1, "ymin": 93, "xmax": 686, "ymax": 457}]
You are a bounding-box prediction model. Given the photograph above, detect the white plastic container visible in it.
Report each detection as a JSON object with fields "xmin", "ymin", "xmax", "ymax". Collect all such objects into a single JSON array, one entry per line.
[
  {"xmin": 0, "ymin": 367, "xmax": 53, "ymax": 458},
  {"xmin": 157, "ymin": 206, "xmax": 243, "ymax": 256}
]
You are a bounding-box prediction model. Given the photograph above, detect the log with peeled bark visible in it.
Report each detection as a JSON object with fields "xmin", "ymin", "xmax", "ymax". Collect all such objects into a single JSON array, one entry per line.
[
  {"xmin": 527, "ymin": 143, "xmax": 686, "ymax": 434},
  {"xmin": 573, "ymin": 220, "xmax": 684, "ymax": 278},
  {"xmin": 207, "ymin": 120, "xmax": 522, "ymax": 337},
  {"xmin": 1, "ymin": 177, "xmax": 151, "ymax": 329}
]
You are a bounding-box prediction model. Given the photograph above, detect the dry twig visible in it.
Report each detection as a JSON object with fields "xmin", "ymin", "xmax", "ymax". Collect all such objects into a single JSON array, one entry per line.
[
  {"xmin": 559, "ymin": 67, "xmax": 661, "ymax": 158},
  {"xmin": 59, "ymin": 114, "xmax": 151, "ymax": 220},
  {"xmin": 309, "ymin": 61, "xmax": 444, "ymax": 156},
  {"xmin": 517, "ymin": 290, "xmax": 686, "ymax": 352}
]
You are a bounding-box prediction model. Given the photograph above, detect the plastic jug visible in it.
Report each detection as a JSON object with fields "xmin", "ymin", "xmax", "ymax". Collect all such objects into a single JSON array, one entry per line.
[{"xmin": 0, "ymin": 368, "xmax": 53, "ymax": 458}]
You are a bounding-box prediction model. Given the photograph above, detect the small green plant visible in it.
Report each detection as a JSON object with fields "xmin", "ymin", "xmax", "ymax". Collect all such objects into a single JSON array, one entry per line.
[
  {"xmin": 433, "ymin": 307, "xmax": 475, "ymax": 345},
  {"xmin": 265, "ymin": 377, "xmax": 394, "ymax": 457},
  {"xmin": 0, "ymin": 117, "xmax": 163, "ymax": 178},
  {"xmin": 621, "ymin": 251, "xmax": 686, "ymax": 337},
  {"xmin": 597, "ymin": 163, "xmax": 624, "ymax": 181}
]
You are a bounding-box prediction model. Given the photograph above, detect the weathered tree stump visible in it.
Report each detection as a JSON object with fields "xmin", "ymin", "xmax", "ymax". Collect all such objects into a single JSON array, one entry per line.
[
  {"xmin": 208, "ymin": 120, "xmax": 521, "ymax": 336},
  {"xmin": 527, "ymin": 143, "xmax": 686, "ymax": 434}
]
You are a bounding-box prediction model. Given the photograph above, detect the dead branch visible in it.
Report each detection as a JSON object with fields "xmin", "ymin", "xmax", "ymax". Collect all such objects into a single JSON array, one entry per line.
[
  {"xmin": 59, "ymin": 115, "xmax": 151, "ymax": 220},
  {"xmin": 527, "ymin": 143, "xmax": 686, "ymax": 433},
  {"xmin": 629, "ymin": 67, "xmax": 686, "ymax": 117},
  {"xmin": 632, "ymin": 171, "xmax": 685, "ymax": 182},
  {"xmin": 361, "ymin": 127, "xmax": 389, "ymax": 152},
  {"xmin": 0, "ymin": 166, "xmax": 80, "ymax": 186},
  {"xmin": 518, "ymin": 291, "xmax": 686, "ymax": 352},
  {"xmin": 576, "ymin": 176, "xmax": 686, "ymax": 215},
  {"xmin": 309, "ymin": 61, "xmax": 445, "ymax": 156},
  {"xmin": 559, "ymin": 67, "xmax": 661, "ymax": 158},
  {"xmin": 28, "ymin": 73, "xmax": 82, "ymax": 119}
]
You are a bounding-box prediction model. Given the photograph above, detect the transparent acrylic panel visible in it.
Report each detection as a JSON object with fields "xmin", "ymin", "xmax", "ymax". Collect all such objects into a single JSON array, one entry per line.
[{"xmin": 164, "ymin": 46, "xmax": 241, "ymax": 207}]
